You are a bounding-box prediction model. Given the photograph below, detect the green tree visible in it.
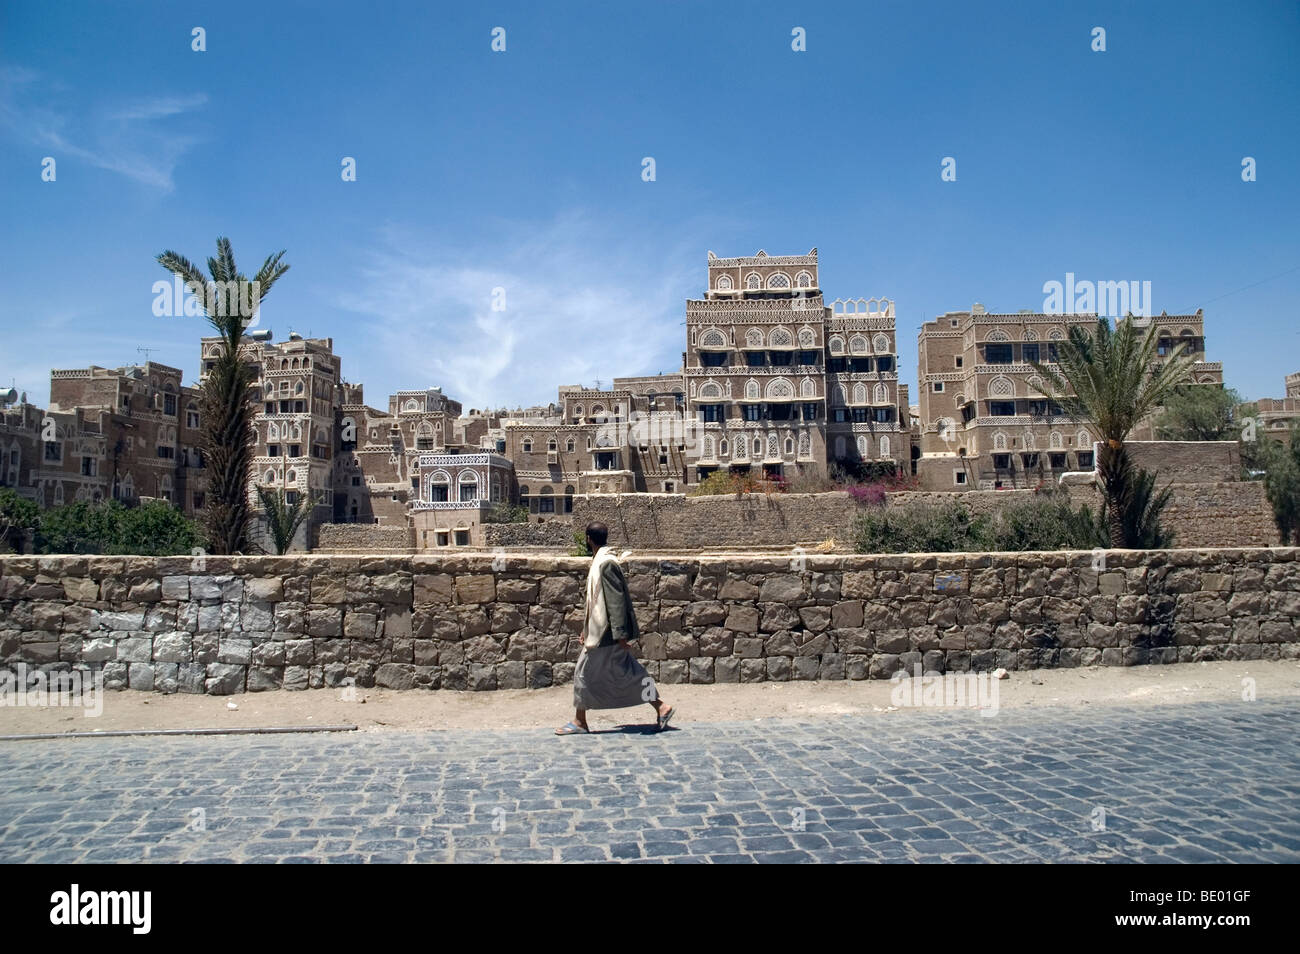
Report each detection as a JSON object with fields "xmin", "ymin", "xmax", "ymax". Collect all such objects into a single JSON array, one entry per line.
[
  {"xmin": 255, "ymin": 485, "xmax": 315, "ymax": 555},
  {"xmin": 35, "ymin": 499, "xmax": 200, "ymax": 555},
  {"xmin": 1257, "ymin": 427, "xmax": 1300, "ymax": 545},
  {"xmin": 37, "ymin": 500, "xmax": 123, "ymax": 554},
  {"xmin": 157, "ymin": 238, "xmax": 289, "ymax": 553},
  {"xmin": 1153, "ymin": 384, "xmax": 1243, "ymax": 441},
  {"xmin": 0, "ymin": 488, "xmax": 41, "ymax": 553},
  {"xmin": 118, "ymin": 500, "xmax": 202, "ymax": 556},
  {"xmin": 1031, "ymin": 316, "xmax": 1195, "ymax": 547}
]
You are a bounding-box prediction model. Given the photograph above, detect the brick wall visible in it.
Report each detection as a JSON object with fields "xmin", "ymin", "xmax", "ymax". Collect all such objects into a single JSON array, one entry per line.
[{"xmin": 2, "ymin": 549, "xmax": 1296, "ymax": 695}]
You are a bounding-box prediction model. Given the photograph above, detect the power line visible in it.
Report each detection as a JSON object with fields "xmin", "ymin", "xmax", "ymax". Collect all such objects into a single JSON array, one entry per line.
[{"xmin": 1173, "ymin": 262, "xmax": 1300, "ymax": 314}]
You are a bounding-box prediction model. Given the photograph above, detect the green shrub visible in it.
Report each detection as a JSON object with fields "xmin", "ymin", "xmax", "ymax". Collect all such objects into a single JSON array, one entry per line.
[
  {"xmin": 0, "ymin": 488, "xmax": 41, "ymax": 553},
  {"xmin": 36, "ymin": 499, "xmax": 201, "ymax": 555},
  {"xmin": 852, "ymin": 500, "xmax": 995, "ymax": 554},
  {"xmin": 482, "ymin": 502, "xmax": 529, "ymax": 524},
  {"xmin": 990, "ymin": 496, "xmax": 1104, "ymax": 551},
  {"xmin": 569, "ymin": 527, "xmax": 592, "ymax": 557},
  {"xmin": 853, "ymin": 495, "xmax": 1104, "ymax": 554}
]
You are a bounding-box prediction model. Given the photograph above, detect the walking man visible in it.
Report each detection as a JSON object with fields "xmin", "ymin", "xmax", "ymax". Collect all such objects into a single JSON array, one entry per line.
[{"xmin": 556, "ymin": 522, "xmax": 675, "ymax": 735}]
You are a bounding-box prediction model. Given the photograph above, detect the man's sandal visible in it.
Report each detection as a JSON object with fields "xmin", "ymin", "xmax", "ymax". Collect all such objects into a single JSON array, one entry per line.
[
  {"xmin": 555, "ymin": 722, "xmax": 589, "ymax": 735},
  {"xmin": 657, "ymin": 706, "xmax": 676, "ymax": 732}
]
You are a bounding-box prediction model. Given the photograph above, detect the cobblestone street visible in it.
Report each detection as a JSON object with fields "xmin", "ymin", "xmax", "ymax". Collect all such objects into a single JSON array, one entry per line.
[{"xmin": 2, "ymin": 700, "xmax": 1297, "ymax": 863}]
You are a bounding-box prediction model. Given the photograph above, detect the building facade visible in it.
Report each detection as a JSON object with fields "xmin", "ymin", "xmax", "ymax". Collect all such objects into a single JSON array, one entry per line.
[
  {"xmin": 916, "ymin": 307, "xmax": 1224, "ymax": 490},
  {"xmin": 684, "ymin": 249, "xmax": 910, "ymax": 485}
]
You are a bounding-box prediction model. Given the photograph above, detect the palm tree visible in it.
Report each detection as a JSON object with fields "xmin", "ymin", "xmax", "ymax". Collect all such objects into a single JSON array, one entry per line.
[
  {"xmin": 157, "ymin": 239, "xmax": 289, "ymax": 553},
  {"xmin": 1030, "ymin": 316, "xmax": 1195, "ymax": 547},
  {"xmin": 255, "ymin": 485, "xmax": 315, "ymax": 555}
]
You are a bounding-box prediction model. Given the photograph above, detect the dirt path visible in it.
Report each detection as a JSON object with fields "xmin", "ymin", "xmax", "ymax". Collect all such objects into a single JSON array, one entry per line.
[{"xmin": 2, "ymin": 660, "xmax": 1296, "ymax": 736}]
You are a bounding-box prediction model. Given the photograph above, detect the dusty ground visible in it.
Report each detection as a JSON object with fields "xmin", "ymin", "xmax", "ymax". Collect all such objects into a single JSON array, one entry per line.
[{"xmin": 2, "ymin": 660, "xmax": 1297, "ymax": 736}]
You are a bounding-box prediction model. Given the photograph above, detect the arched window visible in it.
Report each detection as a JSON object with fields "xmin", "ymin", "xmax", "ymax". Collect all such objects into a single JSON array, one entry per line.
[
  {"xmin": 834, "ymin": 436, "xmax": 847, "ymax": 459},
  {"xmin": 699, "ymin": 328, "xmax": 727, "ymax": 348},
  {"xmin": 702, "ymin": 436, "xmax": 715, "ymax": 460},
  {"xmin": 1077, "ymin": 429, "xmax": 1092, "ymax": 449},
  {"xmin": 796, "ymin": 271, "xmax": 813, "ymax": 288},
  {"xmin": 852, "ymin": 383, "xmax": 867, "ymax": 405},
  {"xmin": 519, "ymin": 484, "xmax": 530, "ymax": 511},
  {"xmin": 573, "ymin": 404, "xmax": 584, "ymax": 418},
  {"xmin": 767, "ymin": 272, "xmax": 791, "ymax": 289},
  {"xmin": 745, "ymin": 273, "xmax": 761, "ymax": 290},
  {"xmin": 874, "ymin": 384, "xmax": 888, "ymax": 404},
  {"xmin": 767, "ymin": 378, "xmax": 794, "ymax": 399},
  {"xmin": 856, "ymin": 436, "xmax": 869, "ymax": 457},
  {"xmin": 716, "ymin": 275, "xmax": 733, "ymax": 290},
  {"xmin": 993, "ymin": 432, "xmax": 1008, "ymax": 450},
  {"xmin": 849, "ymin": 334, "xmax": 868, "ymax": 354},
  {"xmin": 268, "ymin": 421, "xmax": 279, "ymax": 440},
  {"xmin": 745, "ymin": 328, "xmax": 764, "ymax": 348},
  {"xmin": 719, "ymin": 439, "xmax": 728, "ymax": 456},
  {"xmin": 989, "ymin": 376, "xmax": 1015, "ymax": 397},
  {"xmin": 416, "ymin": 421, "xmax": 434, "ymax": 450},
  {"xmin": 286, "ymin": 469, "xmax": 296, "ymax": 483},
  {"xmin": 699, "ymin": 380, "xmax": 722, "ymax": 398},
  {"xmin": 264, "ymin": 469, "xmax": 276, "ymax": 483},
  {"xmin": 565, "ymin": 437, "xmax": 575, "ymax": 453},
  {"xmin": 800, "ymin": 377, "xmax": 816, "ymax": 397},
  {"xmin": 458, "ymin": 471, "xmax": 479, "ymax": 502},
  {"xmin": 986, "ymin": 328, "xmax": 1010, "ymax": 342},
  {"xmin": 564, "ymin": 485, "xmax": 575, "ymax": 513},
  {"xmin": 783, "ymin": 437, "xmax": 794, "ymax": 455},
  {"xmin": 879, "ymin": 436, "xmax": 891, "ymax": 458},
  {"xmin": 753, "ymin": 437, "xmax": 763, "ymax": 456},
  {"xmin": 873, "ymin": 334, "xmax": 890, "ymax": 353},
  {"xmin": 769, "ymin": 326, "xmax": 793, "ymax": 348},
  {"xmin": 828, "ymin": 335, "xmax": 845, "ymax": 355},
  {"xmin": 1048, "ymin": 328, "xmax": 1065, "ymax": 341},
  {"xmin": 1023, "ymin": 329, "xmax": 1039, "ymax": 341},
  {"xmin": 53, "ymin": 482, "xmax": 64, "ymax": 506},
  {"xmin": 547, "ymin": 438, "xmax": 558, "ymax": 452},
  {"xmin": 745, "ymin": 379, "xmax": 761, "ymax": 400},
  {"xmin": 592, "ymin": 404, "xmax": 606, "ymax": 422},
  {"xmin": 1049, "ymin": 431, "xmax": 1063, "ymax": 449},
  {"xmin": 767, "ymin": 433, "xmax": 779, "ymax": 458},
  {"xmin": 521, "ymin": 437, "xmax": 533, "ymax": 453},
  {"xmin": 295, "ymin": 381, "xmax": 304, "ymax": 395},
  {"xmin": 797, "ymin": 327, "xmax": 816, "ymax": 349},
  {"xmin": 798, "ymin": 431, "xmax": 810, "ymax": 458},
  {"xmin": 733, "ymin": 439, "xmax": 747, "ymax": 460}
]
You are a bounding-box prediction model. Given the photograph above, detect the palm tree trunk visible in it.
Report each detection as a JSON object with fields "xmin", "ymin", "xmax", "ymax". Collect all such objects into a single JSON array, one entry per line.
[{"xmin": 1098, "ymin": 442, "xmax": 1127, "ymax": 548}]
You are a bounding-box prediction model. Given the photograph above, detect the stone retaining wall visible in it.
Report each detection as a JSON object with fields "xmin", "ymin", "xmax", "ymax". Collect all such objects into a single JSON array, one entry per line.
[
  {"xmin": 481, "ymin": 521, "xmax": 575, "ymax": 549},
  {"xmin": 315, "ymin": 523, "xmax": 413, "ymax": 551},
  {"xmin": 570, "ymin": 482, "xmax": 1278, "ymax": 552},
  {"xmin": 1, "ymin": 548, "xmax": 1297, "ymax": 695}
]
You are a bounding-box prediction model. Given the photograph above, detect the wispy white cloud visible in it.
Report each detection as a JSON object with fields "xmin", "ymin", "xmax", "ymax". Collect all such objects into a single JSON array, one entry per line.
[
  {"xmin": 333, "ymin": 214, "xmax": 697, "ymax": 410},
  {"xmin": 0, "ymin": 67, "xmax": 206, "ymax": 191}
]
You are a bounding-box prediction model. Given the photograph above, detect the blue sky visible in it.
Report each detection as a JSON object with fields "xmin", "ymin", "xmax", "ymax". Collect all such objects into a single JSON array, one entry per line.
[{"xmin": 2, "ymin": 0, "xmax": 1297, "ymax": 411}]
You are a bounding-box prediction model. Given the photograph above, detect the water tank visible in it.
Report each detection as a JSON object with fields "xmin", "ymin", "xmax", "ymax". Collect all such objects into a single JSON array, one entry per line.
[
  {"xmin": 0, "ymin": 387, "xmax": 16, "ymax": 405},
  {"xmin": 248, "ymin": 329, "xmax": 273, "ymax": 342}
]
